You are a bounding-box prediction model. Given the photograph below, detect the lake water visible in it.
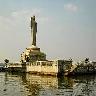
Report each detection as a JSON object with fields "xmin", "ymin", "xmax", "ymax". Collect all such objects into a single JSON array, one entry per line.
[{"xmin": 0, "ymin": 72, "xmax": 96, "ymax": 96}]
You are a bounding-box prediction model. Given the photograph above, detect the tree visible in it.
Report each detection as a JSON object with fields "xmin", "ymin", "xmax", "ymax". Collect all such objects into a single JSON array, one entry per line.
[
  {"xmin": 85, "ymin": 58, "xmax": 89, "ymax": 63},
  {"xmin": 4, "ymin": 59, "xmax": 9, "ymax": 68}
]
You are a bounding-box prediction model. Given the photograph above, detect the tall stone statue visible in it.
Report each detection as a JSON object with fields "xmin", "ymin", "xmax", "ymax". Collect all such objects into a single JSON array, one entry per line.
[{"xmin": 31, "ymin": 16, "xmax": 37, "ymax": 46}]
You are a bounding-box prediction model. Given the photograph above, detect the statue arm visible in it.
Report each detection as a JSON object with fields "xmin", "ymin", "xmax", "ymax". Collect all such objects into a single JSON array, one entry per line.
[
  {"xmin": 35, "ymin": 22, "xmax": 37, "ymax": 32},
  {"xmin": 31, "ymin": 17, "xmax": 33, "ymax": 29}
]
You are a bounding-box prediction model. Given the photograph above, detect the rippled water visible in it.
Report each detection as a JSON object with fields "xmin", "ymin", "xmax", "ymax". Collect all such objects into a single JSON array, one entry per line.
[{"xmin": 0, "ymin": 72, "xmax": 96, "ymax": 96}]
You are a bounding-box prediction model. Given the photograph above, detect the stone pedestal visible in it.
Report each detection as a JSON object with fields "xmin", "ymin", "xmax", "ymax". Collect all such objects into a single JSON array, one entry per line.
[{"xmin": 21, "ymin": 45, "xmax": 46, "ymax": 63}]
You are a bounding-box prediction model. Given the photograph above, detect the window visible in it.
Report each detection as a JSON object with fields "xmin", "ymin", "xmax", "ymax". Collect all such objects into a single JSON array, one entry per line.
[
  {"xmin": 47, "ymin": 62, "xmax": 53, "ymax": 66},
  {"xmin": 37, "ymin": 62, "xmax": 40, "ymax": 66},
  {"xmin": 42, "ymin": 62, "xmax": 46, "ymax": 66}
]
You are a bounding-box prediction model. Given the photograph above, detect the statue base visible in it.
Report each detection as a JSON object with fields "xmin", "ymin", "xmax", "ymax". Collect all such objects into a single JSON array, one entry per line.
[
  {"xmin": 21, "ymin": 45, "xmax": 46, "ymax": 62},
  {"xmin": 26, "ymin": 45, "xmax": 40, "ymax": 52}
]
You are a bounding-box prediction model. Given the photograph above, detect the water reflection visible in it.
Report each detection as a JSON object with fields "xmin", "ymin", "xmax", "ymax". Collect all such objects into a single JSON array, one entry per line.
[
  {"xmin": 73, "ymin": 75, "xmax": 96, "ymax": 96},
  {"xmin": 20, "ymin": 73, "xmax": 74, "ymax": 96},
  {"xmin": 0, "ymin": 72, "xmax": 96, "ymax": 96}
]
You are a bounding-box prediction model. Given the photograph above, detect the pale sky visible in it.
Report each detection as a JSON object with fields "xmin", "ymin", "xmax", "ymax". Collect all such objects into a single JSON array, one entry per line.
[{"xmin": 0, "ymin": 0, "xmax": 96, "ymax": 62}]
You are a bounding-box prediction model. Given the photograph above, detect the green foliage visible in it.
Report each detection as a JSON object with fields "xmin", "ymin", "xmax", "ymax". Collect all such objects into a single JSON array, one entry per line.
[{"xmin": 4, "ymin": 59, "xmax": 9, "ymax": 63}]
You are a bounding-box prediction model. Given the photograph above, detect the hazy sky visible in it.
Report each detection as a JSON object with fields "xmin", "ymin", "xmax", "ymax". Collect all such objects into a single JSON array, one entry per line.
[{"xmin": 0, "ymin": 0, "xmax": 96, "ymax": 62}]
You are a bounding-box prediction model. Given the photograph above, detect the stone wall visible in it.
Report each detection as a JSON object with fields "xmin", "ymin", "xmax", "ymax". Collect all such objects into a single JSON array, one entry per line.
[{"xmin": 26, "ymin": 60, "xmax": 58, "ymax": 76}]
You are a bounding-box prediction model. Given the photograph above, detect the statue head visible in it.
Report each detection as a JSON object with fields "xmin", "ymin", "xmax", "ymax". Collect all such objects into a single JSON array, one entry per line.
[{"xmin": 32, "ymin": 15, "xmax": 35, "ymax": 21}]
